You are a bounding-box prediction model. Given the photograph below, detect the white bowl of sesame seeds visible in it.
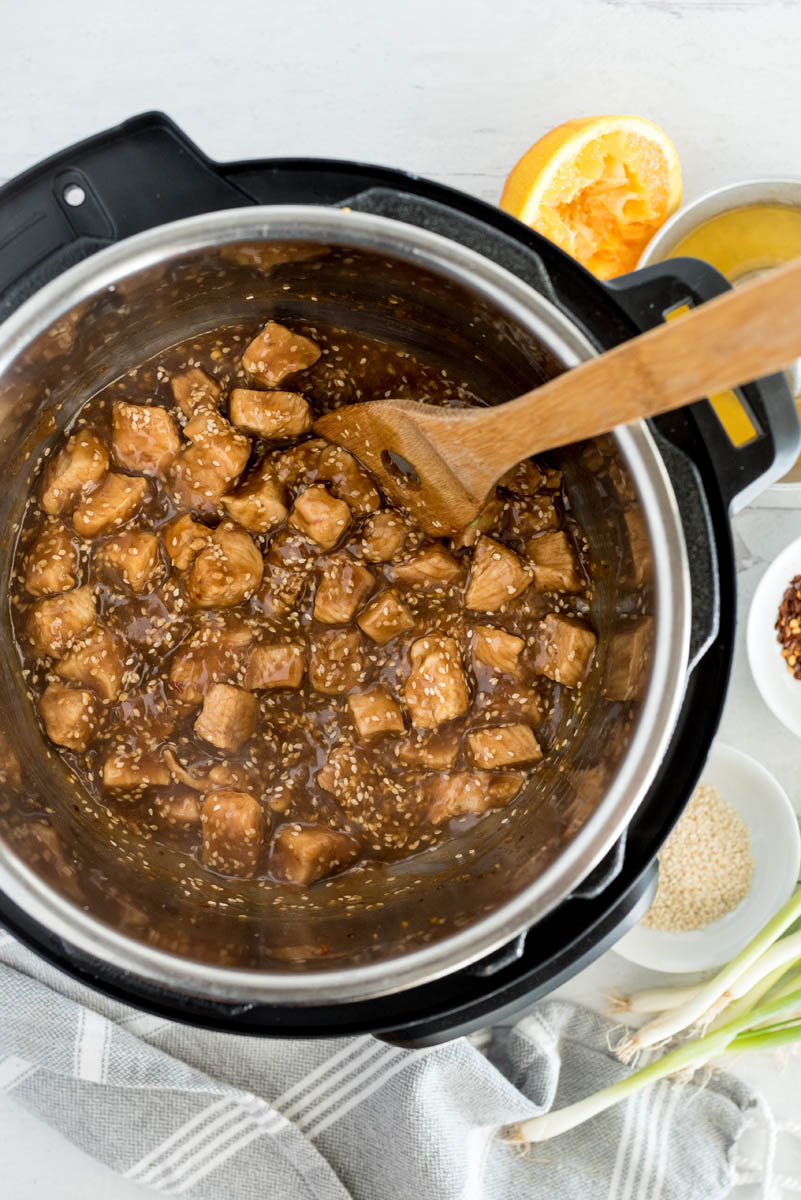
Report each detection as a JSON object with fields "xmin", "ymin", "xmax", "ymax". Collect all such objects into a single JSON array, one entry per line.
[{"xmin": 614, "ymin": 743, "xmax": 800, "ymax": 973}]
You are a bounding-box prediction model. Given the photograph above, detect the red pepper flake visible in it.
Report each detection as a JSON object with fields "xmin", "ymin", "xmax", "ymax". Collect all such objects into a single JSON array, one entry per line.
[{"xmin": 775, "ymin": 574, "xmax": 801, "ymax": 678}]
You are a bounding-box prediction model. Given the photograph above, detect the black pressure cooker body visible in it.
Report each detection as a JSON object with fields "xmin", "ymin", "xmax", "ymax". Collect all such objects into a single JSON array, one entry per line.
[{"xmin": 0, "ymin": 113, "xmax": 794, "ymax": 1044}]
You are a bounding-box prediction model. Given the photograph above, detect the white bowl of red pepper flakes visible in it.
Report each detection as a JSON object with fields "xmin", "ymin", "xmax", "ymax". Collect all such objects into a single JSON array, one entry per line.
[{"xmin": 748, "ymin": 533, "xmax": 801, "ymax": 739}]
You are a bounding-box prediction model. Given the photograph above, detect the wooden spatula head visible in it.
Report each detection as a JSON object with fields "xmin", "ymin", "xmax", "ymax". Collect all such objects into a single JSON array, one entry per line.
[{"xmin": 313, "ymin": 399, "xmax": 495, "ymax": 535}]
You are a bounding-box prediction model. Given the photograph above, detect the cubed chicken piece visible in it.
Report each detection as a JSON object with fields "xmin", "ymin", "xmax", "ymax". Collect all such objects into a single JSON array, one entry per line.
[
  {"xmin": 184, "ymin": 405, "xmax": 252, "ymax": 478},
  {"xmin": 316, "ymin": 445, "xmax": 380, "ymax": 515},
  {"xmin": 169, "ymin": 445, "xmax": 230, "ymax": 515},
  {"xmin": 451, "ymin": 494, "xmax": 503, "ymax": 550},
  {"xmin": 221, "ymin": 460, "xmax": 287, "ymax": 533},
  {"xmin": 40, "ymin": 431, "xmax": 109, "ymax": 515},
  {"xmin": 170, "ymin": 367, "xmax": 222, "ymax": 418},
  {"xmin": 506, "ymin": 494, "xmax": 560, "ymax": 539},
  {"xmin": 169, "ymin": 621, "xmax": 253, "ymax": 703},
  {"xmin": 404, "ymin": 634, "xmax": 470, "ymax": 729},
  {"xmin": 243, "ymin": 642, "xmax": 305, "ymax": 690},
  {"xmin": 426, "ymin": 770, "xmax": 524, "ymax": 824},
  {"xmin": 265, "ymin": 527, "xmax": 318, "ymax": 569},
  {"xmin": 465, "ymin": 536, "xmax": 532, "ymax": 611},
  {"xmin": 39, "ymin": 682, "xmax": 99, "ymax": 751},
  {"xmin": 472, "ymin": 625, "xmax": 524, "ymax": 674},
  {"xmin": 499, "ymin": 460, "xmax": 546, "ymax": 496},
  {"xmin": 394, "ymin": 729, "xmax": 460, "ymax": 769},
  {"xmin": 348, "ymin": 687, "xmax": 405, "ymax": 738},
  {"xmin": 271, "ymin": 824, "xmax": 359, "ymax": 885},
  {"xmin": 112, "ymin": 402, "xmax": 180, "ymax": 476},
  {"xmin": 359, "ymin": 510, "xmax": 412, "ymax": 562},
  {"xmin": 96, "ymin": 530, "xmax": 163, "ymax": 594},
  {"xmin": 56, "ymin": 626, "xmax": 127, "ymax": 701},
  {"xmin": 73, "ymin": 473, "xmax": 149, "ymax": 537},
  {"xmin": 309, "ymin": 629, "xmax": 366, "ymax": 694},
  {"xmin": 356, "ymin": 588, "xmax": 415, "ymax": 646},
  {"xmin": 101, "ymin": 746, "xmax": 171, "ymax": 790},
  {"xmin": 229, "ymin": 388, "xmax": 312, "ymax": 439},
  {"xmin": 313, "ymin": 557, "xmax": 374, "ymax": 624},
  {"xmin": 624, "ymin": 507, "xmax": 652, "ymax": 586},
  {"xmin": 194, "ymin": 683, "xmax": 258, "ymax": 752},
  {"xmin": 201, "ymin": 790, "xmax": 265, "ymax": 878},
  {"xmin": 154, "ymin": 790, "xmax": 202, "ymax": 829},
  {"xmin": 23, "ymin": 522, "xmax": 78, "ymax": 596},
  {"xmin": 27, "ymin": 585, "xmax": 95, "ymax": 659},
  {"xmin": 604, "ymin": 617, "xmax": 653, "ymax": 702},
  {"xmin": 272, "ymin": 438, "xmax": 326, "ymax": 489},
  {"xmin": 163, "ymin": 513, "xmax": 214, "ymax": 570},
  {"xmin": 242, "ymin": 321, "xmax": 321, "ymax": 386},
  {"xmin": 466, "ymin": 724, "xmax": 542, "ymax": 769},
  {"xmin": 533, "ymin": 613, "xmax": 597, "ymax": 688},
  {"xmin": 187, "ymin": 521, "xmax": 264, "ymax": 609},
  {"xmin": 394, "ymin": 544, "xmax": 462, "ymax": 586},
  {"xmin": 527, "ymin": 531, "xmax": 583, "ymax": 593},
  {"xmin": 289, "ymin": 485, "xmax": 351, "ymax": 550},
  {"xmin": 254, "ymin": 562, "xmax": 307, "ymax": 617}
]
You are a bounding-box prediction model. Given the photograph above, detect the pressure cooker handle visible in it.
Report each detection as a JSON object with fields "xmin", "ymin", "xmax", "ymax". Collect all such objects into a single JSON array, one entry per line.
[
  {"xmin": 0, "ymin": 111, "xmax": 258, "ymax": 321},
  {"xmin": 605, "ymin": 259, "xmax": 801, "ymax": 512}
]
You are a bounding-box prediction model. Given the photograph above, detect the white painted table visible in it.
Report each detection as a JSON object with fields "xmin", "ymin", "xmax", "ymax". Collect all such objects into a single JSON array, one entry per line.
[{"xmin": 3, "ymin": 0, "xmax": 801, "ymax": 1194}]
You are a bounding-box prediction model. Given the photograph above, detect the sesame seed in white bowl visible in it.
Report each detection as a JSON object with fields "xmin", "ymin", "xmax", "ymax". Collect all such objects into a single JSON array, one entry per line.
[{"xmin": 614, "ymin": 742, "xmax": 800, "ymax": 973}]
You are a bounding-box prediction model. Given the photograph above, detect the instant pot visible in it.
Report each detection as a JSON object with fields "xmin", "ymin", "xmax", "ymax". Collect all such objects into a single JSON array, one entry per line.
[{"xmin": 0, "ymin": 113, "xmax": 797, "ymax": 1045}]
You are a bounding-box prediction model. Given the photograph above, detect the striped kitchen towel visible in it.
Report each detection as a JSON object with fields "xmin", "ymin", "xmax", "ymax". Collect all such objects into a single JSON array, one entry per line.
[{"xmin": 0, "ymin": 933, "xmax": 755, "ymax": 1200}]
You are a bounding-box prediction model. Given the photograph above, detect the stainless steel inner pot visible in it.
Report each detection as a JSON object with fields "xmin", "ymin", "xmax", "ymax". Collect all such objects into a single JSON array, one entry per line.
[{"xmin": 0, "ymin": 207, "xmax": 689, "ymax": 1004}]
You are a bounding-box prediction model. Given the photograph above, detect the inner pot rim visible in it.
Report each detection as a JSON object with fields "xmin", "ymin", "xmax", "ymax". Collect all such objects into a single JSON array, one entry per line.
[{"xmin": 0, "ymin": 205, "xmax": 691, "ymax": 1003}]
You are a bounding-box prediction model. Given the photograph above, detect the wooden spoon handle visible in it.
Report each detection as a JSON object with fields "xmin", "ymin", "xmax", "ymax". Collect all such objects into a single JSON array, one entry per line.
[{"xmin": 455, "ymin": 253, "xmax": 801, "ymax": 474}]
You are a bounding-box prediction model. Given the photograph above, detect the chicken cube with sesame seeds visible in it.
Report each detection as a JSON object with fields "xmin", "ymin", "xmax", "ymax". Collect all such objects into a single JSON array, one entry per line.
[
  {"xmin": 404, "ymin": 633, "xmax": 470, "ymax": 729},
  {"xmin": 466, "ymin": 724, "xmax": 542, "ymax": 769},
  {"xmin": 271, "ymin": 824, "xmax": 359, "ymax": 885},
  {"xmin": 154, "ymin": 789, "xmax": 202, "ymax": 829},
  {"xmin": 40, "ymin": 431, "xmax": 109, "ymax": 515},
  {"xmin": 289, "ymin": 484, "xmax": 351, "ymax": 550},
  {"xmin": 112, "ymin": 402, "xmax": 180, "ymax": 476},
  {"xmin": 393, "ymin": 544, "xmax": 462, "ymax": 586},
  {"xmin": 27, "ymin": 585, "xmax": 96, "ymax": 659},
  {"xmin": 464, "ymin": 536, "xmax": 532, "ymax": 612},
  {"xmin": 95, "ymin": 530, "xmax": 163, "ymax": 594},
  {"xmin": 426, "ymin": 770, "xmax": 524, "ymax": 824},
  {"xmin": 309, "ymin": 628, "xmax": 366, "ymax": 694},
  {"xmin": 229, "ymin": 389, "xmax": 312, "ymax": 440},
  {"xmin": 183, "ymin": 405, "xmax": 252, "ymax": 479},
  {"xmin": 533, "ymin": 613, "xmax": 596, "ymax": 688},
  {"xmin": 168, "ymin": 444, "xmax": 230, "ymax": 516},
  {"xmin": 395, "ymin": 729, "xmax": 460, "ymax": 769},
  {"xmin": 201, "ymin": 790, "xmax": 265, "ymax": 878},
  {"xmin": 170, "ymin": 367, "xmax": 221, "ymax": 418},
  {"xmin": 499, "ymin": 460, "xmax": 546, "ymax": 496},
  {"xmin": 187, "ymin": 521, "xmax": 264, "ymax": 609},
  {"xmin": 253, "ymin": 561, "xmax": 307, "ymax": 617},
  {"xmin": 604, "ymin": 617, "xmax": 653, "ymax": 702},
  {"xmin": 101, "ymin": 746, "xmax": 172, "ymax": 791},
  {"xmin": 272, "ymin": 438, "xmax": 327, "ymax": 489},
  {"xmin": 168, "ymin": 621, "xmax": 253, "ymax": 704},
  {"xmin": 24, "ymin": 521, "xmax": 79, "ymax": 596},
  {"xmin": 313, "ymin": 556, "xmax": 374, "ymax": 624},
  {"xmin": 472, "ymin": 625, "xmax": 524, "ymax": 675},
  {"xmin": 347, "ymin": 687, "xmax": 405, "ymax": 739},
  {"xmin": 358, "ymin": 510, "xmax": 414, "ymax": 563},
  {"xmin": 243, "ymin": 642, "xmax": 305, "ymax": 690},
  {"xmin": 39, "ymin": 682, "xmax": 99, "ymax": 751},
  {"xmin": 163, "ymin": 513, "xmax": 214, "ymax": 571},
  {"xmin": 56, "ymin": 625, "xmax": 127, "ymax": 701},
  {"xmin": 73, "ymin": 473, "xmax": 149, "ymax": 538},
  {"xmin": 316, "ymin": 445, "xmax": 380, "ymax": 515},
  {"xmin": 194, "ymin": 683, "xmax": 258, "ymax": 752},
  {"xmin": 356, "ymin": 588, "xmax": 415, "ymax": 646},
  {"xmin": 527, "ymin": 531, "xmax": 583, "ymax": 593},
  {"xmin": 505, "ymin": 494, "xmax": 560, "ymax": 540},
  {"xmin": 242, "ymin": 321, "xmax": 321, "ymax": 387},
  {"xmin": 450, "ymin": 494, "xmax": 503, "ymax": 550},
  {"xmin": 221, "ymin": 460, "xmax": 287, "ymax": 534}
]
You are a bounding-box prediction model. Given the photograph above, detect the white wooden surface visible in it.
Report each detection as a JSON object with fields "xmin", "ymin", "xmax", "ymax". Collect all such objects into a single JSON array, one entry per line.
[{"xmin": 3, "ymin": 0, "xmax": 801, "ymax": 1194}]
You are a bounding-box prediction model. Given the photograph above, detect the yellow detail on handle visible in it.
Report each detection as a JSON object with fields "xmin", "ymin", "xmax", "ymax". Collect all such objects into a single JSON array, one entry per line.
[{"xmin": 663, "ymin": 303, "xmax": 757, "ymax": 446}]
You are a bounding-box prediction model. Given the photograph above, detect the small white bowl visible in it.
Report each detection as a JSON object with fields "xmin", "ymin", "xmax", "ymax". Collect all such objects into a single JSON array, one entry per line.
[
  {"xmin": 748, "ymin": 535, "xmax": 801, "ymax": 738},
  {"xmin": 614, "ymin": 742, "xmax": 800, "ymax": 973}
]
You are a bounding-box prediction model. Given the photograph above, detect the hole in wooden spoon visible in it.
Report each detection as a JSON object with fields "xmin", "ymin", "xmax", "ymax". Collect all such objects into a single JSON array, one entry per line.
[{"xmin": 380, "ymin": 449, "xmax": 421, "ymax": 489}]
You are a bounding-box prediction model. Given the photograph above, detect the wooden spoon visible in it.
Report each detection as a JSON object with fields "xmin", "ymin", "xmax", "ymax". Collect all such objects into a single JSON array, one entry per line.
[{"xmin": 314, "ymin": 254, "xmax": 801, "ymax": 535}]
